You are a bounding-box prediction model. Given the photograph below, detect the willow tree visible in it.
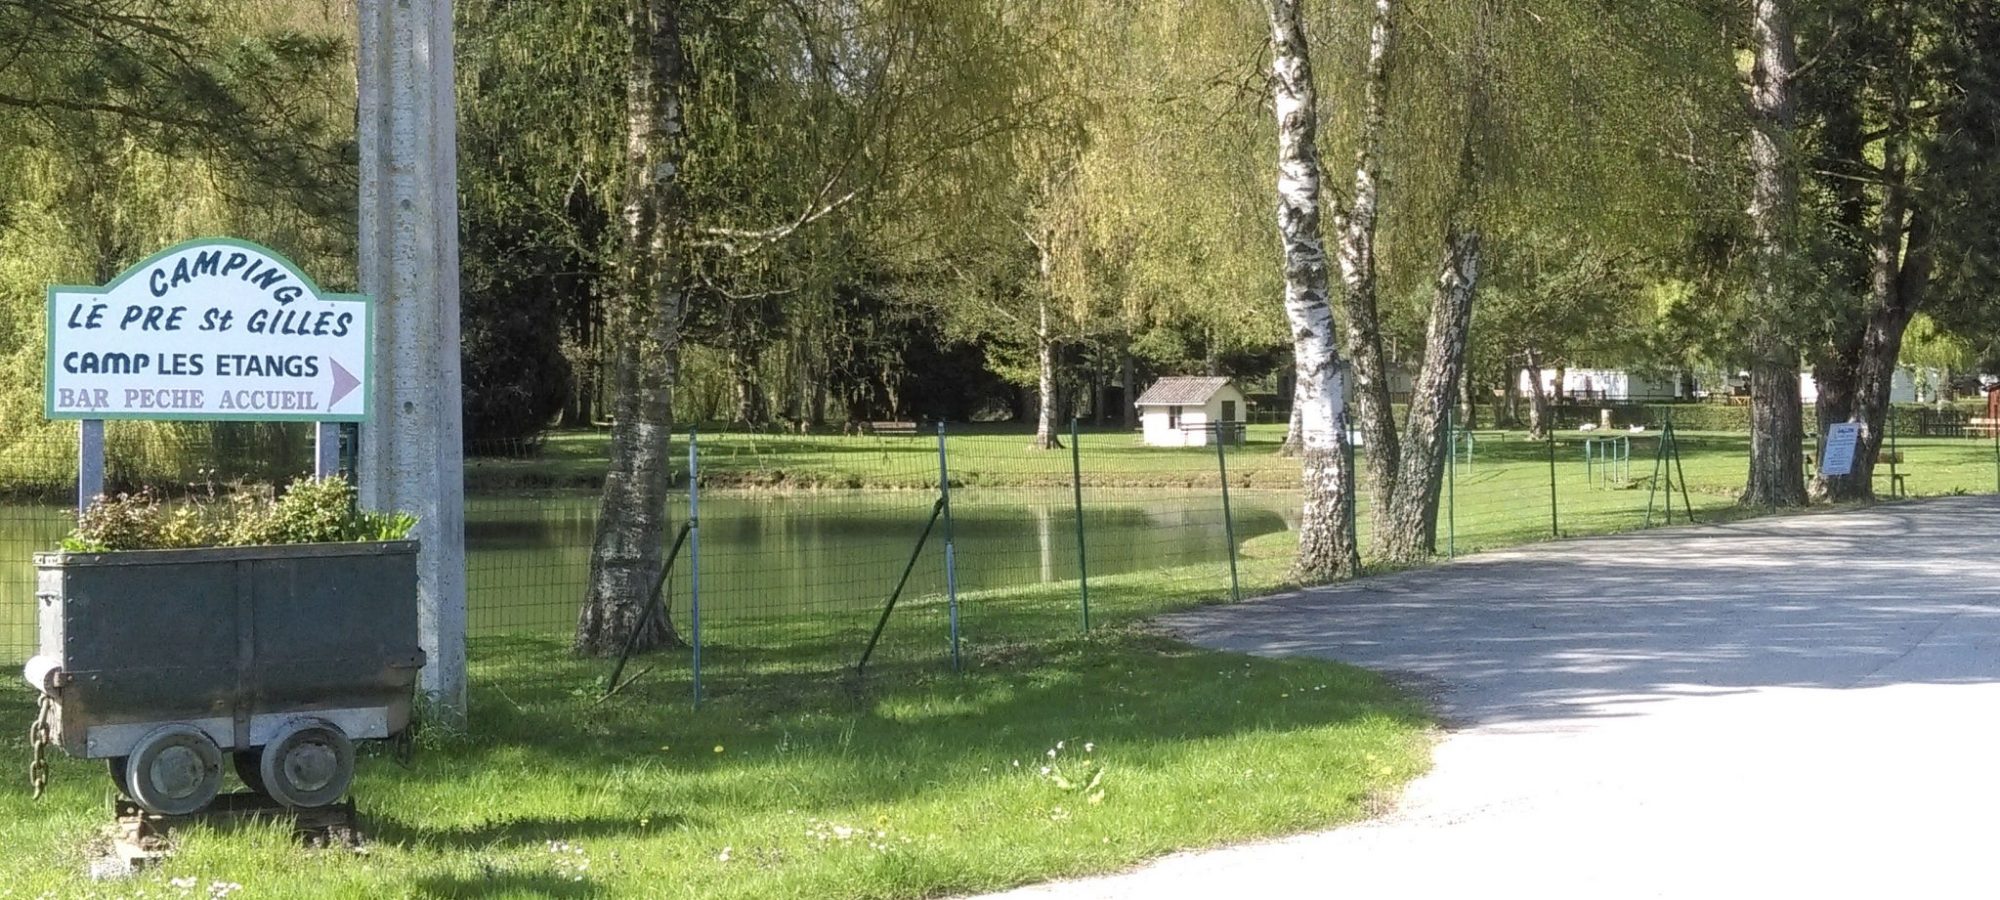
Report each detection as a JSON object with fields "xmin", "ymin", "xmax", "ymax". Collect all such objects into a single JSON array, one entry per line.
[
  {"xmin": 1067, "ymin": 1, "xmax": 1282, "ymax": 428},
  {"xmin": 0, "ymin": 0, "xmax": 351, "ymax": 458}
]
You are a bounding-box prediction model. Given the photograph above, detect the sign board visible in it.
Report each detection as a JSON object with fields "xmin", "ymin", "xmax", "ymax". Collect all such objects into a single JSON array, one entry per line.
[
  {"xmin": 1819, "ymin": 422, "xmax": 1862, "ymax": 476},
  {"xmin": 46, "ymin": 239, "xmax": 370, "ymax": 422}
]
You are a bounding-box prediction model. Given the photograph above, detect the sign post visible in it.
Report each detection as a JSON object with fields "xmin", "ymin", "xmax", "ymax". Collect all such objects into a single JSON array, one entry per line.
[
  {"xmin": 46, "ymin": 239, "xmax": 372, "ymax": 509},
  {"xmin": 358, "ymin": 0, "xmax": 467, "ymax": 724}
]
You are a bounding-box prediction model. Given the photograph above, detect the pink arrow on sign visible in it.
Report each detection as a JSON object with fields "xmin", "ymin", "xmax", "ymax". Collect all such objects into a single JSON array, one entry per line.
[{"xmin": 328, "ymin": 358, "xmax": 361, "ymax": 407}]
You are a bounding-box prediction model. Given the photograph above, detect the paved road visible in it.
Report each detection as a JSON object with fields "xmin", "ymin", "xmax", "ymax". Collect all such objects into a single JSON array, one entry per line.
[{"xmin": 979, "ymin": 496, "xmax": 2000, "ymax": 899}]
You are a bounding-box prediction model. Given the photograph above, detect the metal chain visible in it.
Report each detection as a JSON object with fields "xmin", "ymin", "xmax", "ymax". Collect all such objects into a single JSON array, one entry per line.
[{"xmin": 28, "ymin": 693, "xmax": 52, "ymax": 800}]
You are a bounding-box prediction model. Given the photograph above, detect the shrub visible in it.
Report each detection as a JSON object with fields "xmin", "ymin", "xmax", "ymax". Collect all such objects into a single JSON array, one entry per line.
[{"xmin": 63, "ymin": 477, "xmax": 416, "ymax": 552}]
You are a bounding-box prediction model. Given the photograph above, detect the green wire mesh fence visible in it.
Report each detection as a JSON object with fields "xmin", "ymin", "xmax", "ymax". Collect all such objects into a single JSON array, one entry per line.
[{"xmin": 7, "ymin": 408, "xmax": 2000, "ymax": 709}]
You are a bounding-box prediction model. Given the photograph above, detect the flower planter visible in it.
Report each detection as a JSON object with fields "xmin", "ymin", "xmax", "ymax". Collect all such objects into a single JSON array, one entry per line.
[{"xmin": 24, "ymin": 540, "xmax": 424, "ymax": 814}]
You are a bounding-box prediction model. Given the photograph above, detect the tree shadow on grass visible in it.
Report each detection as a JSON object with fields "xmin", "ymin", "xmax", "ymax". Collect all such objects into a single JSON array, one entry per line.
[
  {"xmin": 370, "ymin": 812, "xmax": 693, "ymax": 851},
  {"xmin": 412, "ymin": 869, "xmax": 604, "ymax": 899}
]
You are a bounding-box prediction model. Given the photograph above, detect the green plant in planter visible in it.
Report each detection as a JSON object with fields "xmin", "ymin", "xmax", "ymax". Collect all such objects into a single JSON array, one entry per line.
[{"xmin": 63, "ymin": 477, "xmax": 417, "ymax": 552}]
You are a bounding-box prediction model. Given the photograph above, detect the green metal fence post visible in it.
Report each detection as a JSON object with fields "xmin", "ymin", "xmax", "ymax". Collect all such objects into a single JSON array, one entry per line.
[
  {"xmin": 937, "ymin": 422, "xmax": 960, "ymax": 673},
  {"xmin": 857, "ymin": 500, "xmax": 945, "ymax": 674},
  {"xmin": 1547, "ymin": 431, "xmax": 1559, "ymax": 539},
  {"xmin": 1889, "ymin": 407, "xmax": 1901, "ymax": 498},
  {"xmin": 689, "ymin": 426, "xmax": 703, "ymax": 708},
  {"xmin": 1216, "ymin": 427, "xmax": 1241, "ymax": 602},
  {"xmin": 1070, "ymin": 417, "xmax": 1090, "ymax": 633},
  {"xmin": 1446, "ymin": 408, "xmax": 1456, "ymax": 559}
]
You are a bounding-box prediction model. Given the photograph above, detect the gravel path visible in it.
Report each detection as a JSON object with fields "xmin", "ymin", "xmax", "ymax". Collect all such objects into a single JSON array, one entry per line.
[{"xmin": 977, "ymin": 496, "xmax": 2000, "ymax": 899}]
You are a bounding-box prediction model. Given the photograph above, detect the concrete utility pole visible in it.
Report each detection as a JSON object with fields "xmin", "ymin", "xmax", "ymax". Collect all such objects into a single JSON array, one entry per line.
[{"xmin": 356, "ymin": 0, "xmax": 467, "ymax": 723}]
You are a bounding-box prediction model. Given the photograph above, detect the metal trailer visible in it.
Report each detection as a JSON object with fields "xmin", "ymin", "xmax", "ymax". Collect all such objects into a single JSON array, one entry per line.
[{"xmin": 23, "ymin": 541, "xmax": 424, "ymax": 815}]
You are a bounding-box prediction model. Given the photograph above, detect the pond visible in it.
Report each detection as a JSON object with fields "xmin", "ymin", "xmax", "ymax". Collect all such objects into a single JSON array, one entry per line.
[{"xmin": 1, "ymin": 489, "xmax": 1294, "ymax": 658}]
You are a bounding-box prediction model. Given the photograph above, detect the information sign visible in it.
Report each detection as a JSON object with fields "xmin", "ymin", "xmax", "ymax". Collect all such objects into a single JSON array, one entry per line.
[
  {"xmin": 1820, "ymin": 422, "xmax": 1862, "ymax": 476},
  {"xmin": 46, "ymin": 239, "xmax": 370, "ymax": 422}
]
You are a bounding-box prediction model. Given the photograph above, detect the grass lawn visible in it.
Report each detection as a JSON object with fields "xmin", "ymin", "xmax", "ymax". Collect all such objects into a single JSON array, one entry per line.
[
  {"xmin": 0, "ymin": 545, "xmax": 1432, "ymax": 899},
  {"xmin": 465, "ymin": 425, "xmax": 1312, "ymax": 492},
  {"xmin": 5, "ymin": 424, "xmax": 1991, "ymax": 896}
]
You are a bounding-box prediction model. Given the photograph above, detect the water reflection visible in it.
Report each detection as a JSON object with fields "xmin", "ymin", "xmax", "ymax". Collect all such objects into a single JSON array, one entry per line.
[{"xmin": 3, "ymin": 489, "xmax": 1293, "ymax": 652}]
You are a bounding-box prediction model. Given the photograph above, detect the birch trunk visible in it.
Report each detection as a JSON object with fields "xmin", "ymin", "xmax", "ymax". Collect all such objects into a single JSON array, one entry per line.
[
  {"xmin": 1742, "ymin": 0, "xmax": 1807, "ymax": 509},
  {"xmin": 1032, "ymin": 293, "xmax": 1063, "ymax": 449},
  {"xmin": 730, "ymin": 343, "xmax": 767, "ymax": 427},
  {"xmin": 1334, "ymin": 0, "xmax": 1399, "ymax": 546},
  {"xmin": 1280, "ymin": 401, "xmax": 1303, "ymax": 458},
  {"xmin": 1119, "ymin": 349, "xmax": 1137, "ymax": 429},
  {"xmin": 1380, "ymin": 230, "xmax": 1478, "ymax": 562},
  {"xmin": 1026, "ymin": 232, "xmax": 1064, "ymax": 450},
  {"xmin": 576, "ymin": 0, "xmax": 688, "ymax": 656},
  {"xmin": 1269, "ymin": 0, "xmax": 1358, "ymax": 582}
]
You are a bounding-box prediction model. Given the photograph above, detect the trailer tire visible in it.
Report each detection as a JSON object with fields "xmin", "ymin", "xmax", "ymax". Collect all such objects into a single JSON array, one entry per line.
[
  {"xmin": 258, "ymin": 719, "xmax": 353, "ymax": 809},
  {"xmin": 124, "ymin": 725, "xmax": 224, "ymax": 816}
]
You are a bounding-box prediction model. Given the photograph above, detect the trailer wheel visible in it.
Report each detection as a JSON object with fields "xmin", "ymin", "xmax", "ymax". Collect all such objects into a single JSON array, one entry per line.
[
  {"xmin": 124, "ymin": 725, "xmax": 224, "ymax": 816},
  {"xmin": 233, "ymin": 750, "xmax": 267, "ymax": 795},
  {"xmin": 258, "ymin": 719, "xmax": 353, "ymax": 808}
]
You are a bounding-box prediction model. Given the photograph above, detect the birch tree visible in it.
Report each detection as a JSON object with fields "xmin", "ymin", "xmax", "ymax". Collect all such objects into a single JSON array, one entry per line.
[
  {"xmin": 1268, "ymin": 0, "xmax": 1359, "ymax": 583},
  {"xmin": 1326, "ymin": 0, "xmax": 1482, "ymax": 562},
  {"xmin": 572, "ymin": 0, "xmax": 1046, "ymax": 652},
  {"xmin": 574, "ymin": 0, "xmax": 689, "ymax": 656},
  {"xmin": 1333, "ymin": 0, "xmax": 1400, "ymax": 540},
  {"xmin": 1312, "ymin": 0, "xmax": 1723, "ymax": 560}
]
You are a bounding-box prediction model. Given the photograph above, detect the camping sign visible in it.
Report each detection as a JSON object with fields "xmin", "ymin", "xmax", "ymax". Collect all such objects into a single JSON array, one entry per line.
[{"xmin": 46, "ymin": 238, "xmax": 371, "ymax": 422}]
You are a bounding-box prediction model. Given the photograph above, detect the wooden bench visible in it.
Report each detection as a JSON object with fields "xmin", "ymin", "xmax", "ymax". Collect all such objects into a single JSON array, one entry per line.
[
  {"xmin": 1877, "ymin": 449, "xmax": 1908, "ymax": 498},
  {"xmin": 867, "ymin": 420, "xmax": 919, "ymax": 437},
  {"xmin": 1801, "ymin": 447, "xmax": 1909, "ymax": 497}
]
